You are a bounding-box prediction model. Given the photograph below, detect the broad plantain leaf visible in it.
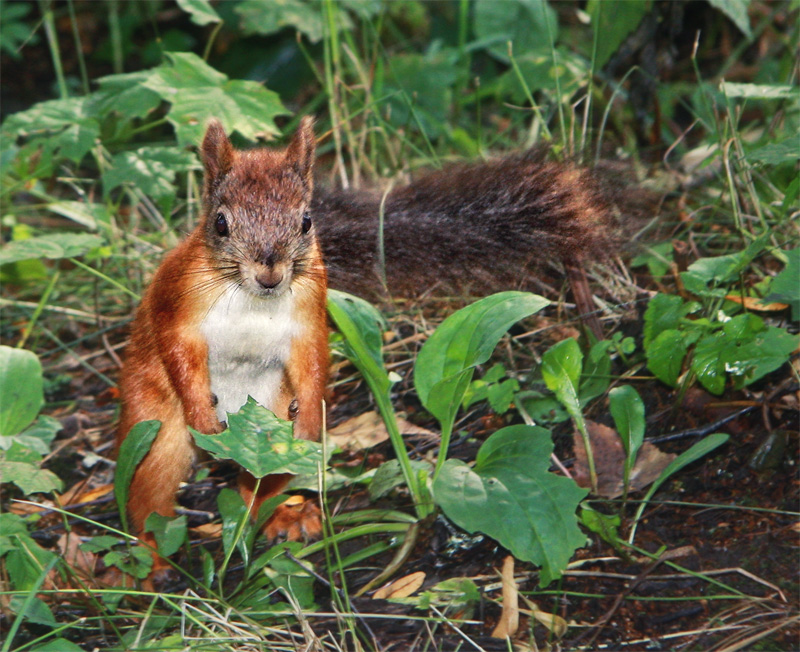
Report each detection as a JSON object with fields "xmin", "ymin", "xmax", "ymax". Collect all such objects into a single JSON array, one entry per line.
[
  {"xmin": 0, "ymin": 346, "xmax": 43, "ymax": 437},
  {"xmin": 608, "ymin": 385, "xmax": 645, "ymax": 474},
  {"xmin": 415, "ymin": 291, "xmax": 549, "ymax": 434},
  {"xmin": 327, "ymin": 289, "xmax": 389, "ymax": 390},
  {"xmin": 114, "ymin": 420, "xmax": 161, "ymax": 531},
  {"xmin": 192, "ymin": 398, "xmax": 323, "ymax": 478},
  {"xmin": 540, "ymin": 338, "xmax": 583, "ymax": 422},
  {"xmin": 434, "ymin": 425, "xmax": 587, "ymax": 586}
]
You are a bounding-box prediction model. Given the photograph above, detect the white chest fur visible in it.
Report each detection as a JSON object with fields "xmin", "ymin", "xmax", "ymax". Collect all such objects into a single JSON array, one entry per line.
[{"xmin": 200, "ymin": 285, "xmax": 301, "ymax": 421}]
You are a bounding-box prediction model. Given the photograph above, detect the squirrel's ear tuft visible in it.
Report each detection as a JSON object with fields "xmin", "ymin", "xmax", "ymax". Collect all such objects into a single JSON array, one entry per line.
[
  {"xmin": 201, "ymin": 120, "xmax": 234, "ymax": 197},
  {"xmin": 285, "ymin": 116, "xmax": 316, "ymax": 193}
]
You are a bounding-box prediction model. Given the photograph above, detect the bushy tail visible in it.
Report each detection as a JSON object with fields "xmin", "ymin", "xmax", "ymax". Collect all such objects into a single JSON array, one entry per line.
[{"xmin": 313, "ymin": 153, "xmax": 651, "ymax": 332}]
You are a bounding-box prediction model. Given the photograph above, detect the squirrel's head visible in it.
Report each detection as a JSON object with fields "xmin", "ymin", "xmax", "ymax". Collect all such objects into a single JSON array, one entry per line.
[{"xmin": 199, "ymin": 117, "xmax": 318, "ymax": 298}]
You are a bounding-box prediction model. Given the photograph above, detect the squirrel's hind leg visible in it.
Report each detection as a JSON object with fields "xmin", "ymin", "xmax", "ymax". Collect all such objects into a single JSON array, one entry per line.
[{"xmin": 238, "ymin": 471, "xmax": 323, "ymax": 542}]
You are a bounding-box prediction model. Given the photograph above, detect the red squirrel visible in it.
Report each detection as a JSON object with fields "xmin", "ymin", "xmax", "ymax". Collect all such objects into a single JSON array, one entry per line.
[
  {"xmin": 117, "ymin": 118, "xmax": 631, "ymax": 554},
  {"xmin": 116, "ymin": 117, "xmax": 329, "ymax": 550}
]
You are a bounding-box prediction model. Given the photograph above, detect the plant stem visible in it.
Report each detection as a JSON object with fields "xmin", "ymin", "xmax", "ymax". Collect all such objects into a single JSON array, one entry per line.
[
  {"xmin": 66, "ymin": 0, "xmax": 89, "ymax": 95},
  {"xmin": 39, "ymin": 0, "xmax": 68, "ymax": 99},
  {"xmin": 108, "ymin": 0, "xmax": 123, "ymax": 74},
  {"xmin": 68, "ymin": 258, "xmax": 141, "ymax": 300},
  {"xmin": 17, "ymin": 271, "xmax": 59, "ymax": 349}
]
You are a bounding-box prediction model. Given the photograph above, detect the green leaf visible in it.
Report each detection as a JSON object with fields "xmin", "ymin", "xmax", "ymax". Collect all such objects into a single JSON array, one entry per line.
[
  {"xmin": 90, "ymin": 71, "xmax": 162, "ymax": 121},
  {"xmin": 79, "ymin": 535, "xmax": 121, "ymax": 554},
  {"xmin": 0, "ymin": 2, "xmax": 38, "ymax": 60},
  {"xmin": 0, "ymin": 346, "xmax": 43, "ymax": 437},
  {"xmin": 708, "ymin": 0, "xmax": 752, "ymax": 39},
  {"xmin": 587, "ymin": 0, "xmax": 651, "ymax": 68},
  {"xmin": 9, "ymin": 595, "xmax": 56, "ymax": 627},
  {"xmin": 141, "ymin": 52, "xmax": 288, "ymax": 145},
  {"xmin": 369, "ymin": 459, "xmax": 430, "ymax": 501},
  {"xmin": 114, "ymin": 421, "xmax": 161, "ymax": 532},
  {"xmin": 630, "ymin": 242, "xmax": 674, "ymax": 279},
  {"xmin": 646, "ymin": 329, "xmax": 688, "ymax": 387},
  {"xmin": 46, "ymin": 201, "xmax": 111, "ymax": 230},
  {"xmin": 104, "ymin": 546, "xmax": 153, "ymax": 579},
  {"xmin": 608, "ymin": 385, "xmax": 645, "ymax": 470},
  {"xmin": 327, "ymin": 290, "xmax": 388, "ymax": 390},
  {"xmin": 5, "ymin": 532, "xmax": 57, "ymax": 591},
  {"xmin": 192, "ymin": 398, "xmax": 323, "ymax": 478},
  {"xmin": 724, "ymin": 325, "xmax": 799, "ymax": 389},
  {"xmin": 643, "ymin": 293, "xmax": 685, "ymax": 348},
  {"xmin": 176, "ymin": 0, "xmax": 221, "ymax": 25},
  {"xmin": 236, "ymin": 0, "xmax": 326, "ymax": 41},
  {"xmin": 685, "ymin": 234, "xmax": 769, "ymax": 287},
  {"xmin": 12, "ymin": 416, "xmax": 62, "ymax": 456},
  {"xmin": 720, "ymin": 81, "xmax": 794, "ymax": 99},
  {"xmin": 415, "ymin": 291, "xmax": 549, "ymax": 434},
  {"xmin": 747, "ymin": 134, "xmax": 800, "ymax": 166},
  {"xmin": 487, "ymin": 378, "xmax": 520, "ymax": 414},
  {"xmin": 384, "ymin": 51, "xmax": 461, "ymax": 138},
  {"xmin": 691, "ymin": 332, "xmax": 728, "ymax": 395},
  {"xmin": 0, "ymin": 233, "xmax": 104, "ymax": 266},
  {"xmin": 1, "ymin": 97, "xmax": 99, "ymax": 163},
  {"xmin": 515, "ymin": 390, "xmax": 569, "ymax": 424},
  {"xmin": 474, "ymin": 0, "xmax": 558, "ymax": 63},
  {"xmin": 580, "ymin": 506, "xmax": 621, "ymax": 546},
  {"xmin": 541, "ymin": 338, "xmax": 583, "ymax": 422},
  {"xmin": 765, "ymin": 248, "xmax": 800, "ymax": 321},
  {"xmin": 0, "ymin": 458, "xmax": 63, "ymax": 494},
  {"xmin": 498, "ymin": 48, "xmax": 588, "ymax": 102},
  {"xmin": 434, "ymin": 425, "xmax": 587, "ymax": 586},
  {"xmin": 103, "ymin": 146, "xmax": 199, "ymax": 215},
  {"xmin": 579, "ymin": 340, "xmax": 611, "ymax": 404},
  {"xmin": 30, "ymin": 640, "xmax": 85, "ymax": 652},
  {"xmin": 145, "ymin": 513, "xmax": 187, "ymax": 557}
]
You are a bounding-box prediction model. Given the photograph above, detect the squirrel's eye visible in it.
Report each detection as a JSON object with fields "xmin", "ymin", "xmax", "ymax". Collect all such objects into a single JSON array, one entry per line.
[
  {"xmin": 215, "ymin": 213, "xmax": 229, "ymax": 236},
  {"xmin": 301, "ymin": 212, "xmax": 312, "ymax": 234}
]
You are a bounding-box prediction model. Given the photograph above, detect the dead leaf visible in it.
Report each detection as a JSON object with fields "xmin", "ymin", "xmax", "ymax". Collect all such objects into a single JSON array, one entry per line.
[
  {"xmin": 57, "ymin": 532, "xmax": 96, "ymax": 575},
  {"xmin": 57, "ymin": 481, "xmax": 113, "ymax": 507},
  {"xmin": 373, "ymin": 571, "xmax": 426, "ymax": 599},
  {"xmin": 573, "ymin": 421, "xmax": 625, "ymax": 495},
  {"xmin": 191, "ymin": 523, "xmax": 222, "ymax": 538},
  {"xmin": 724, "ymin": 295, "xmax": 788, "ymax": 312},
  {"xmin": 574, "ymin": 421, "xmax": 676, "ymax": 498},
  {"xmin": 520, "ymin": 595, "xmax": 568, "ymax": 638},
  {"xmin": 327, "ymin": 411, "xmax": 436, "ymax": 450},
  {"xmin": 491, "ymin": 555, "xmax": 519, "ymax": 639},
  {"xmin": 627, "ymin": 443, "xmax": 676, "ymax": 493}
]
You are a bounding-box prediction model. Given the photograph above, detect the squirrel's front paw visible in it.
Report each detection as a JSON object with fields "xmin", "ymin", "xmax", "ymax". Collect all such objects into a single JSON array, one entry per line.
[{"xmin": 263, "ymin": 496, "xmax": 322, "ymax": 542}]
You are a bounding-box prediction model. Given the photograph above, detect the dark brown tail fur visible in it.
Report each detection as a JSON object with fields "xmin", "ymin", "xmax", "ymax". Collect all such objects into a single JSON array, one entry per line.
[{"xmin": 313, "ymin": 153, "xmax": 642, "ymax": 314}]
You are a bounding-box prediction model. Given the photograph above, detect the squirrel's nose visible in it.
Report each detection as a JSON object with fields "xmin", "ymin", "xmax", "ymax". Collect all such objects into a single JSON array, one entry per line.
[{"xmin": 255, "ymin": 268, "xmax": 284, "ymax": 289}]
